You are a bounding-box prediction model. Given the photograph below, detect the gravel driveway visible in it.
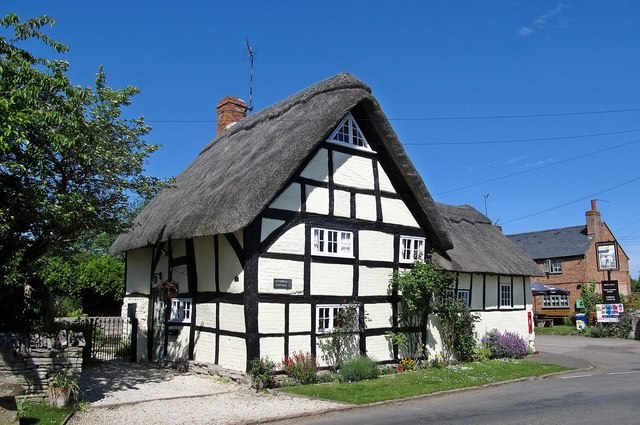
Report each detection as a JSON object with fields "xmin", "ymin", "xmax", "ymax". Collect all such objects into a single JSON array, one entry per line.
[{"xmin": 67, "ymin": 362, "xmax": 344, "ymax": 425}]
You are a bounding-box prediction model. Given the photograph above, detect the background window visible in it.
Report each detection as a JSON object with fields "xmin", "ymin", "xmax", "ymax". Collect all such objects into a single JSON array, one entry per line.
[
  {"xmin": 169, "ymin": 298, "xmax": 192, "ymax": 323},
  {"xmin": 400, "ymin": 236, "xmax": 425, "ymax": 263},
  {"xmin": 457, "ymin": 290, "xmax": 471, "ymax": 307},
  {"xmin": 499, "ymin": 284, "xmax": 512, "ymax": 308},
  {"xmin": 316, "ymin": 304, "xmax": 358, "ymax": 333},
  {"xmin": 543, "ymin": 258, "xmax": 563, "ymax": 274}
]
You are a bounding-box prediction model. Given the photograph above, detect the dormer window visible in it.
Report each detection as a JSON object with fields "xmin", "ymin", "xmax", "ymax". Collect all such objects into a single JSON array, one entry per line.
[{"xmin": 327, "ymin": 113, "xmax": 371, "ymax": 150}]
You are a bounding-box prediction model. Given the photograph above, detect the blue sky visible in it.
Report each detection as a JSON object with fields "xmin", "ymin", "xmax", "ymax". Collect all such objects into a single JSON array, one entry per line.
[{"xmin": 4, "ymin": 1, "xmax": 640, "ymax": 278}]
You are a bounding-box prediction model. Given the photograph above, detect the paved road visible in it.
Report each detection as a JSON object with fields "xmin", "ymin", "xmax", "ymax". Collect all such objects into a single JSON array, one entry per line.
[{"xmin": 274, "ymin": 335, "xmax": 640, "ymax": 425}]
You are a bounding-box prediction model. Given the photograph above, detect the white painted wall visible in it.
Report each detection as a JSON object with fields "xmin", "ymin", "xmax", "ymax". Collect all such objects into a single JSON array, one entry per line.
[
  {"xmin": 260, "ymin": 337, "xmax": 284, "ymax": 363},
  {"xmin": 270, "ymin": 183, "xmax": 301, "ymax": 212},
  {"xmin": 359, "ymin": 266, "xmax": 393, "ymax": 296},
  {"xmin": 261, "ymin": 218, "xmax": 285, "ymax": 243},
  {"xmin": 194, "ymin": 236, "xmax": 215, "ymax": 292},
  {"xmin": 196, "ymin": 302, "xmax": 216, "ymax": 328},
  {"xmin": 288, "ymin": 335, "xmax": 311, "ymax": 354},
  {"xmin": 219, "ymin": 303, "xmax": 245, "ymax": 333},
  {"xmin": 167, "ymin": 326, "xmax": 190, "ymax": 359},
  {"xmin": 355, "ymin": 193, "xmax": 377, "ymax": 221},
  {"xmin": 258, "ymin": 258, "xmax": 304, "ymax": 295},
  {"xmin": 333, "ymin": 189, "xmax": 351, "ymax": 218},
  {"xmin": 333, "ymin": 152, "xmax": 374, "ymax": 190},
  {"xmin": 289, "ymin": 304, "xmax": 311, "ymax": 333},
  {"xmin": 364, "ymin": 303, "xmax": 393, "ymax": 329},
  {"xmin": 366, "ymin": 335, "xmax": 393, "ymax": 361},
  {"xmin": 219, "ymin": 236, "xmax": 244, "ymax": 293},
  {"xmin": 126, "ymin": 248, "xmax": 152, "ymax": 294},
  {"xmin": 470, "ymin": 274, "xmax": 484, "ymax": 310},
  {"xmin": 381, "ymin": 197, "xmax": 419, "ymax": 227},
  {"xmin": 359, "ymin": 231, "xmax": 394, "ymax": 262},
  {"xmin": 172, "ymin": 239, "xmax": 186, "ymax": 258},
  {"xmin": 484, "ymin": 275, "xmax": 499, "ymax": 310},
  {"xmin": 258, "ymin": 303, "xmax": 285, "ymax": 334},
  {"xmin": 120, "ymin": 296, "xmax": 149, "ymax": 361},
  {"xmin": 377, "ymin": 163, "xmax": 396, "ymax": 193},
  {"xmin": 267, "ymin": 224, "xmax": 305, "ymax": 255},
  {"xmin": 310, "ymin": 263, "xmax": 352, "ymax": 296},
  {"xmin": 300, "ymin": 148, "xmax": 329, "ymax": 182},
  {"xmin": 306, "ymin": 186, "xmax": 329, "ymax": 215},
  {"xmin": 193, "ymin": 331, "xmax": 216, "ymax": 363},
  {"xmin": 476, "ymin": 309, "xmax": 534, "ymax": 348},
  {"xmin": 218, "ymin": 336, "xmax": 247, "ymax": 371}
]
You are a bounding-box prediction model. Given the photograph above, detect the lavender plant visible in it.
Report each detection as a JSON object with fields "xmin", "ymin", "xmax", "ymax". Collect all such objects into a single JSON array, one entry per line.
[{"xmin": 483, "ymin": 329, "xmax": 528, "ymax": 359}]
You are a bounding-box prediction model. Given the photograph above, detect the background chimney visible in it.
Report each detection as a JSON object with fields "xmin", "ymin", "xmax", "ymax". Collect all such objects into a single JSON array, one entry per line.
[
  {"xmin": 586, "ymin": 199, "xmax": 601, "ymax": 237},
  {"xmin": 216, "ymin": 96, "xmax": 248, "ymax": 137}
]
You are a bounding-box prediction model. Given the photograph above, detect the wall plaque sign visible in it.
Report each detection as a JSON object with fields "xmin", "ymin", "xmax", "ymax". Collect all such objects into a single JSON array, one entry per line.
[
  {"xmin": 273, "ymin": 278, "xmax": 292, "ymax": 290},
  {"xmin": 596, "ymin": 242, "xmax": 618, "ymax": 271}
]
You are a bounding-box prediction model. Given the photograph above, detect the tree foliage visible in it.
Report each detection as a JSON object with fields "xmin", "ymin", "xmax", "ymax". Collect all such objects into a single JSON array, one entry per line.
[{"xmin": 0, "ymin": 13, "xmax": 163, "ymax": 328}]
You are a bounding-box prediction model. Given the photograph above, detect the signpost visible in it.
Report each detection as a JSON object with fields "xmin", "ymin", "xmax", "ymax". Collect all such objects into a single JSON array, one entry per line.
[
  {"xmin": 601, "ymin": 280, "xmax": 620, "ymax": 303},
  {"xmin": 595, "ymin": 303, "xmax": 624, "ymax": 323}
]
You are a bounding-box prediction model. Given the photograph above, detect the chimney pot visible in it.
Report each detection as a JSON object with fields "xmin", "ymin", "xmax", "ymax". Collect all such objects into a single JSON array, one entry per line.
[
  {"xmin": 586, "ymin": 199, "xmax": 601, "ymax": 238},
  {"xmin": 216, "ymin": 96, "xmax": 248, "ymax": 137}
]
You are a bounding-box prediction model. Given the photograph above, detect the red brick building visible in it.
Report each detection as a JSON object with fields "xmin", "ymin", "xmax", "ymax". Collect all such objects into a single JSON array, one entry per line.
[{"xmin": 507, "ymin": 200, "xmax": 631, "ymax": 318}]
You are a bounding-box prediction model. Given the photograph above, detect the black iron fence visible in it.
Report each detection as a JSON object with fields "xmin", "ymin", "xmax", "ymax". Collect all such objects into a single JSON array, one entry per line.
[{"xmin": 57, "ymin": 316, "xmax": 137, "ymax": 362}]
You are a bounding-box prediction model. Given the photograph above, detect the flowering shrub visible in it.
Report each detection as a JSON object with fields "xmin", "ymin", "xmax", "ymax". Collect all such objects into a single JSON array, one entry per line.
[
  {"xmin": 338, "ymin": 356, "xmax": 379, "ymax": 382},
  {"xmin": 157, "ymin": 280, "xmax": 178, "ymax": 292},
  {"xmin": 483, "ymin": 329, "xmax": 528, "ymax": 359},
  {"xmin": 430, "ymin": 352, "xmax": 447, "ymax": 368},
  {"xmin": 395, "ymin": 357, "xmax": 415, "ymax": 372},
  {"xmin": 281, "ymin": 351, "xmax": 318, "ymax": 384}
]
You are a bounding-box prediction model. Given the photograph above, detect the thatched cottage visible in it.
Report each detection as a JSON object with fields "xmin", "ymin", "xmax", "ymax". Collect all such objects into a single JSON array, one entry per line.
[{"xmin": 111, "ymin": 74, "xmax": 542, "ymax": 371}]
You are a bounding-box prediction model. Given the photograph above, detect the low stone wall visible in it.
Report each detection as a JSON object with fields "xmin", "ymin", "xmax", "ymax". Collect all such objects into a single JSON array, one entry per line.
[
  {"xmin": 633, "ymin": 312, "xmax": 640, "ymax": 340},
  {"xmin": 0, "ymin": 332, "xmax": 83, "ymax": 401}
]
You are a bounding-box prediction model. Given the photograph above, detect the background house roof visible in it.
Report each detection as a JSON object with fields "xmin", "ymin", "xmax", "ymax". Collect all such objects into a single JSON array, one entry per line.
[
  {"xmin": 434, "ymin": 204, "xmax": 544, "ymax": 276},
  {"xmin": 111, "ymin": 73, "xmax": 453, "ymax": 253},
  {"xmin": 506, "ymin": 225, "xmax": 593, "ymax": 260}
]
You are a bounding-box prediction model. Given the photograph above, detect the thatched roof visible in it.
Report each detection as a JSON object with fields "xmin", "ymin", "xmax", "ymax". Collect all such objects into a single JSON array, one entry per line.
[
  {"xmin": 433, "ymin": 204, "xmax": 544, "ymax": 277},
  {"xmin": 111, "ymin": 73, "xmax": 453, "ymax": 253}
]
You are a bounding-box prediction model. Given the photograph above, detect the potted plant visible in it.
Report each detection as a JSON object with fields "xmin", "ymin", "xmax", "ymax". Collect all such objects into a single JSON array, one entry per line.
[
  {"xmin": 156, "ymin": 279, "xmax": 179, "ymax": 299},
  {"xmin": 47, "ymin": 371, "xmax": 80, "ymax": 408}
]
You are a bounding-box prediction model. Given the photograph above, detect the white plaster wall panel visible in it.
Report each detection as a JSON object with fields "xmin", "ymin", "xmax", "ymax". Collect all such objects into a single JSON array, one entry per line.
[
  {"xmin": 258, "ymin": 303, "xmax": 285, "ymax": 334},
  {"xmin": 261, "ymin": 218, "xmax": 285, "ymax": 243},
  {"xmin": 154, "ymin": 253, "xmax": 168, "ymax": 284},
  {"xmin": 258, "ymin": 258, "xmax": 304, "ymax": 295},
  {"xmin": 476, "ymin": 310, "xmax": 533, "ymax": 348},
  {"xmin": 219, "ymin": 303, "xmax": 245, "ymax": 333},
  {"xmin": 470, "ymin": 274, "xmax": 484, "ymax": 310},
  {"xmin": 267, "ymin": 224, "xmax": 305, "ymax": 255},
  {"xmin": 333, "ymin": 152, "xmax": 374, "ymax": 189},
  {"xmin": 316, "ymin": 335, "xmax": 360, "ymax": 367},
  {"xmin": 300, "ymin": 148, "xmax": 328, "ymax": 182},
  {"xmin": 126, "ymin": 248, "xmax": 152, "ymax": 294},
  {"xmin": 167, "ymin": 326, "xmax": 190, "ymax": 360},
  {"xmin": 193, "ymin": 331, "xmax": 216, "ymax": 363},
  {"xmin": 310, "ymin": 263, "xmax": 352, "ymax": 296},
  {"xmin": 289, "ymin": 304, "xmax": 311, "ymax": 333},
  {"xmin": 218, "ymin": 336, "xmax": 247, "ymax": 372},
  {"xmin": 171, "ymin": 239, "xmax": 186, "ymax": 258},
  {"xmin": 194, "ymin": 236, "xmax": 215, "ymax": 292},
  {"xmin": 196, "ymin": 302, "xmax": 216, "ymax": 328},
  {"xmin": 171, "ymin": 264, "xmax": 188, "ymax": 294},
  {"xmin": 524, "ymin": 277, "xmax": 533, "ymax": 305},
  {"xmin": 358, "ymin": 231, "xmax": 394, "ymax": 262},
  {"xmin": 358, "ymin": 267, "xmax": 394, "ymax": 297},
  {"xmin": 377, "ymin": 163, "xmax": 396, "ymax": 193},
  {"xmin": 355, "ymin": 193, "xmax": 377, "ymax": 221},
  {"xmin": 121, "ymin": 296, "xmax": 149, "ymax": 361},
  {"xmin": 334, "ymin": 190, "xmax": 351, "ymax": 218},
  {"xmin": 397, "ymin": 332, "xmax": 421, "ymax": 359},
  {"xmin": 219, "ymin": 236, "xmax": 244, "ymax": 293},
  {"xmin": 425, "ymin": 315, "xmax": 444, "ymax": 357},
  {"xmin": 484, "ymin": 275, "xmax": 499, "ymax": 310},
  {"xmin": 269, "ymin": 183, "xmax": 301, "ymax": 212},
  {"xmin": 306, "ymin": 186, "xmax": 329, "ymax": 215},
  {"xmin": 288, "ymin": 335, "xmax": 311, "ymax": 355},
  {"xmin": 260, "ymin": 337, "xmax": 284, "ymax": 363},
  {"xmin": 381, "ymin": 197, "xmax": 419, "ymax": 228},
  {"xmin": 366, "ymin": 335, "xmax": 393, "ymax": 361},
  {"xmin": 512, "ymin": 277, "xmax": 526, "ymax": 309},
  {"xmin": 364, "ymin": 303, "xmax": 393, "ymax": 329},
  {"xmin": 457, "ymin": 273, "xmax": 471, "ymax": 291}
]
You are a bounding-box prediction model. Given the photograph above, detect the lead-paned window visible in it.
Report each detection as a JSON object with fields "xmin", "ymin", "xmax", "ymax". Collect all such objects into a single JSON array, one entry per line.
[
  {"xmin": 400, "ymin": 236, "xmax": 425, "ymax": 263},
  {"xmin": 499, "ymin": 283, "xmax": 512, "ymax": 308},
  {"xmin": 543, "ymin": 258, "xmax": 563, "ymax": 274},
  {"xmin": 316, "ymin": 304, "xmax": 358, "ymax": 334},
  {"xmin": 312, "ymin": 228, "xmax": 353, "ymax": 257},
  {"xmin": 542, "ymin": 294, "xmax": 569, "ymax": 308},
  {"xmin": 457, "ymin": 289, "xmax": 471, "ymax": 307},
  {"xmin": 169, "ymin": 298, "xmax": 192, "ymax": 323},
  {"xmin": 327, "ymin": 113, "xmax": 371, "ymax": 150}
]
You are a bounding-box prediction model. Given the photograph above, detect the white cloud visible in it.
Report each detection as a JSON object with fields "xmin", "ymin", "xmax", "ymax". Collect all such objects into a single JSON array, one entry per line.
[
  {"xmin": 505, "ymin": 155, "xmax": 527, "ymax": 165},
  {"xmin": 518, "ymin": 3, "xmax": 569, "ymax": 37}
]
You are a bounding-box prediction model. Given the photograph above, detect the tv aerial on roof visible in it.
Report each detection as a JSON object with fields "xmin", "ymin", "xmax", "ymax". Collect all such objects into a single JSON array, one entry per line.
[{"xmin": 245, "ymin": 37, "xmax": 254, "ymax": 112}]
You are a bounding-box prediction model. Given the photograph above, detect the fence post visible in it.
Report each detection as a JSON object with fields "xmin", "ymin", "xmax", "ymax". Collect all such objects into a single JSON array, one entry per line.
[{"xmin": 130, "ymin": 317, "xmax": 138, "ymax": 362}]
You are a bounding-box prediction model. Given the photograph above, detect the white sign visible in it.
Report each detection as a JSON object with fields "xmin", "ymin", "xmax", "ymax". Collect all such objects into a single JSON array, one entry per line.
[
  {"xmin": 597, "ymin": 243, "xmax": 618, "ymax": 271},
  {"xmin": 595, "ymin": 303, "xmax": 624, "ymax": 323}
]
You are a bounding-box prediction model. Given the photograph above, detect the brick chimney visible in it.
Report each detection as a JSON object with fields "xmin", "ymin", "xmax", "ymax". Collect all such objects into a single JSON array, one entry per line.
[
  {"xmin": 586, "ymin": 199, "xmax": 601, "ymax": 238},
  {"xmin": 216, "ymin": 96, "xmax": 248, "ymax": 137}
]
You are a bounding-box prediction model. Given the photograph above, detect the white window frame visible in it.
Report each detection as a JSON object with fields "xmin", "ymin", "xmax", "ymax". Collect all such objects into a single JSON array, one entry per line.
[
  {"xmin": 327, "ymin": 113, "xmax": 373, "ymax": 151},
  {"xmin": 542, "ymin": 294, "xmax": 569, "ymax": 309},
  {"xmin": 316, "ymin": 304, "xmax": 358, "ymax": 334},
  {"xmin": 499, "ymin": 283, "xmax": 512, "ymax": 308},
  {"xmin": 169, "ymin": 298, "xmax": 192, "ymax": 323},
  {"xmin": 399, "ymin": 236, "xmax": 425, "ymax": 263},
  {"xmin": 543, "ymin": 258, "xmax": 563, "ymax": 274},
  {"xmin": 457, "ymin": 289, "xmax": 471, "ymax": 307},
  {"xmin": 311, "ymin": 227, "xmax": 353, "ymax": 258}
]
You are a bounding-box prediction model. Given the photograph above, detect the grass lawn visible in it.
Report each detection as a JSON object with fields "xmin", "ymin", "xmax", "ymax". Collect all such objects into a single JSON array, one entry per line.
[
  {"xmin": 280, "ymin": 360, "xmax": 570, "ymax": 404},
  {"xmin": 18, "ymin": 402, "xmax": 75, "ymax": 425},
  {"xmin": 535, "ymin": 325, "xmax": 585, "ymax": 336}
]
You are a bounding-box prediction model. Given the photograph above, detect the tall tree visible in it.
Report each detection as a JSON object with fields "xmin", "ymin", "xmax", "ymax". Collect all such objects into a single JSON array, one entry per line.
[{"xmin": 0, "ymin": 14, "xmax": 162, "ymax": 329}]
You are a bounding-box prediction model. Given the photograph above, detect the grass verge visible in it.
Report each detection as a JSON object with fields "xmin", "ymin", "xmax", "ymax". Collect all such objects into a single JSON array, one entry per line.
[
  {"xmin": 18, "ymin": 402, "xmax": 75, "ymax": 425},
  {"xmin": 280, "ymin": 360, "xmax": 570, "ymax": 404},
  {"xmin": 535, "ymin": 325, "xmax": 584, "ymax": 336}
]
